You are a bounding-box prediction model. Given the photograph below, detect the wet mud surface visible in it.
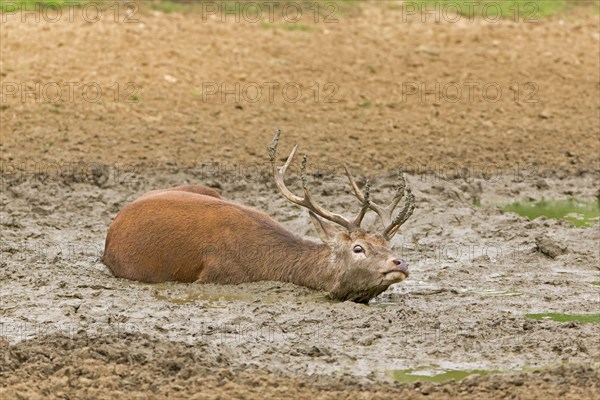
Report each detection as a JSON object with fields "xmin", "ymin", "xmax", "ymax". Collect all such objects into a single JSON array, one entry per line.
[{"xmin": 1, "ymin": 168, "xmax": 599, "ymax": 398}]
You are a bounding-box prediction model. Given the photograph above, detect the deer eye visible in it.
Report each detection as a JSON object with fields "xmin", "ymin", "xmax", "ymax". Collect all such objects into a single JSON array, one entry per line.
[{"xmin": 353, "ymin": 245, "xmax": 365, "ymax": 254}]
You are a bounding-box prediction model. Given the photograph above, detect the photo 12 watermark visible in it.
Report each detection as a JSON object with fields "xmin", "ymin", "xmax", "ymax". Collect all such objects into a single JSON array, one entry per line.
[
  {"xmin": 0, "ymin": 159, "xmax": 542, "ymax": 188},
  {"xmin": 399, "ymin": 1, "xmax": 543, "ymax": 23},
  {"xmin": 199, "ymin": 81, "xmax": 340, "ymax": 104},
  {"xmin": 396, "ymin": 161, "xmax": 540, "ymax": 183},
  {"xmin": 0, "ymin": 318, "xmax": 546, "ymax": 349},
  {"xmin": 400, "ymin": 82, "xmax": 539, "ymax": 104},
  {"xmin": 1, "ymin": 238, "xmax": 534, "ymax": 270},
  {"xmin": 1, "ymin": 81, "xmax": 140, "ymax": 104},
  {"xmin": 199, "ymin": 1, "xmax": 340, "ymax": 23},
  {"xmin": 1, "ymin": 1, "xmax": 140, "ymax": 24},
  {"xmin": 0, "ymin": 161, "xmax": 143, "ymax": 185}
]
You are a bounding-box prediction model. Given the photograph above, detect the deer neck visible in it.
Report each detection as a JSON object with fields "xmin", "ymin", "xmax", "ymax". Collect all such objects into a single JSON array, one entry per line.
[{"xmin": 270, "ymin": 238, "xmax": 338, "ymax": 293}]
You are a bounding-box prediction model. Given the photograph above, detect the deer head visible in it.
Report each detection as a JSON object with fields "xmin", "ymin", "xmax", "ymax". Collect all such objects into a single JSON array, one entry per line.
[{"xmin": 269, "ymin": 129, "xmax": 415, "ymax": 303}]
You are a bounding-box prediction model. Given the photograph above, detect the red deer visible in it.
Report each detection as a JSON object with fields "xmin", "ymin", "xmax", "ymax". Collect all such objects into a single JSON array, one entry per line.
[{"xmin": 102, "ymin": 130, "xmax": 415, "ymax": 303}]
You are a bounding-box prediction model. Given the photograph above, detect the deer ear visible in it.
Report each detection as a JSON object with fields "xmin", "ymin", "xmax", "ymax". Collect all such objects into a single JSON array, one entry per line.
[{"xmin": 308, "ymin": 211, "xmax": 345, "ymax": 244}]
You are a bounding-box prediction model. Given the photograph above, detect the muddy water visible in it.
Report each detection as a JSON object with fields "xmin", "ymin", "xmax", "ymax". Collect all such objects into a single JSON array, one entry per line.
[
  {"xmin": 389, "ymin": 368, "xmax": 498, "ymax": 383},
  {"xmin": 1, "ymin": 168, "xmax": 599, "ymax": 384}
]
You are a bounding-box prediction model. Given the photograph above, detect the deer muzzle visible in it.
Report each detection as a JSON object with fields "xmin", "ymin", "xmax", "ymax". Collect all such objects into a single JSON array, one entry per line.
[{"xmin": 382, "ymin": 259, "xmax": 410, "ymax": 279}]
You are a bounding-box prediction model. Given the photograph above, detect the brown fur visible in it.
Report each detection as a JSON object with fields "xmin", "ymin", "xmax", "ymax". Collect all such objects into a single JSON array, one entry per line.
[{"xmin": 102, "ymin": 185, "xmax": 408, "ymax": 303}]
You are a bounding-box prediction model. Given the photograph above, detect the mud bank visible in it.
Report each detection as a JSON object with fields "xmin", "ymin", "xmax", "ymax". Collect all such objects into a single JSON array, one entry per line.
[
  {"xmin": 1, "ymin": 333, "xmax": 598, "ymax": 400},
  {"xmin": 1, "ymin": 168, "xmax": 599, "ymax": 398}
]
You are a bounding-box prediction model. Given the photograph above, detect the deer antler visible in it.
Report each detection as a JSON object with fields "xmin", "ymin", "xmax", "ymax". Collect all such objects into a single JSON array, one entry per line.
[
  {"xmin": 269, "ymin": 129, "xmax": 368, "ymax": 232},
  {"xmin": 344, "ymin": 164, "xmax": 415, "ymax": 241}
]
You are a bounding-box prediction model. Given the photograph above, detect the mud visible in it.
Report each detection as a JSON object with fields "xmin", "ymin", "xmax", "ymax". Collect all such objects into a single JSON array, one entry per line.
[
  {"xmin": 1, "ymin": 167, "xmax": 599, "ymax": 398},
  {"xmin": 1, "ymin": 2, "xmax": 599, "ymax": 399},
  {"xmin": 1, "ymin": 333, "xmax": 598, "ymax": 400}
]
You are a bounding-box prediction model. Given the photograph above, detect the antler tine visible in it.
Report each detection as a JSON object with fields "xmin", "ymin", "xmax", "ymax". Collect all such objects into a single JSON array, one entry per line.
[
  {"xmin": 343, "ymin": 163, "xmax": 365, "ymax": 202},
  {"xmin": 387, "ymin": 168, "xmax": 406, "ymax": 211},
  {"xmin": 268, "ymin": 128, "xmax": 281, "ymax": 162},
  {"xmin": 344, "ymin": 163, "xmax": 415, "ymax": 241},
  {"xmin": 383, "ymin": 185, "xmax": 415, "ymax": 241},
  {"xmin": 352, "ymin": 179, "xmax": 370, "ymax": 227},
  {"xmin": 273, "ymin": 144, "xmax": 304, "ymax": 204},
  {"xmin": 270, "ymin": 130, "xmax": 354, "ymax": 231},
  {"xmin": 344, "ymin": 163, "xmax": 392, "ymax": 226}
]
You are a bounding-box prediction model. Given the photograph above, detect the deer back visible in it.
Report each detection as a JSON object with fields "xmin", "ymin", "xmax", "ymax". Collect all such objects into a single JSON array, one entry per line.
[{"xmin": 102, "ymin": 190, "xmax": 318, "ymax": 285}]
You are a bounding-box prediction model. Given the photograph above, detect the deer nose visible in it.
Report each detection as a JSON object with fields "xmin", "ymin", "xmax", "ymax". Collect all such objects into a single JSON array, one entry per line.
[{"xmin": 393, "ymin": 259, "xmax": 409, "ymax": 274}]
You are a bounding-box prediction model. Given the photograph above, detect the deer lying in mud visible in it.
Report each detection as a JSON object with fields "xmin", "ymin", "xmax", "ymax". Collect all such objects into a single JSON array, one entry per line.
[{"xmin": 102, "ymin": 130, "xmax": 415, "ymax": 303}]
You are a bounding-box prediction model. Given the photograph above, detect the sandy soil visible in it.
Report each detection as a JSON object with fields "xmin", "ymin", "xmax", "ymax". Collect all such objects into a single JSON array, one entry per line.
[
  {"xmin": 1, "ymin": 1, "xmax": 599, "ymax": 399},
  {"xmin": 1, "ymin": 2, "xmax": 599, "ymax": 173}
]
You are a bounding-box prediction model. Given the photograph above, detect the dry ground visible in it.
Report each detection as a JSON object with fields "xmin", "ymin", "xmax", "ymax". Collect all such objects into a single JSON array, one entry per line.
[{"xmin": 1, "ymin": 1, "xmax": 599, "ymax": 173}]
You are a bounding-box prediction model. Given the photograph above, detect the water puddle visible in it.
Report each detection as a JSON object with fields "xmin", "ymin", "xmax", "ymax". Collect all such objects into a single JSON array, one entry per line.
[
  {"xmin": 389, "ymin": 368, "xmax": 497, "ymax": 383},
  {"xmin": 503, "ymin": 199, "xmax": 599, "ymax": 227},
  {"xmin": 489, "ymin": 273, "xmax": 511, "ymax": 279},
  {"xmin": 153, "ymin": 292, "xmax": 254, "ymax": 304},
  {"xmin": 149, "ymin": 284, "xmax": 331, "ymax": 305},
  {"xmin": 461, "ymin": 288, "xmax": 523, "ymax": 297},
  {"xmin": 526, "ymin": 313, "xmax": 600, "ymax": 324},
  {"xmin": 371, "ymin": 301, "xmax": 401, "ymax": 307},
  {"xmin": 373, "ymin": 287, "xmax": 522, "ymax": 306}
]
